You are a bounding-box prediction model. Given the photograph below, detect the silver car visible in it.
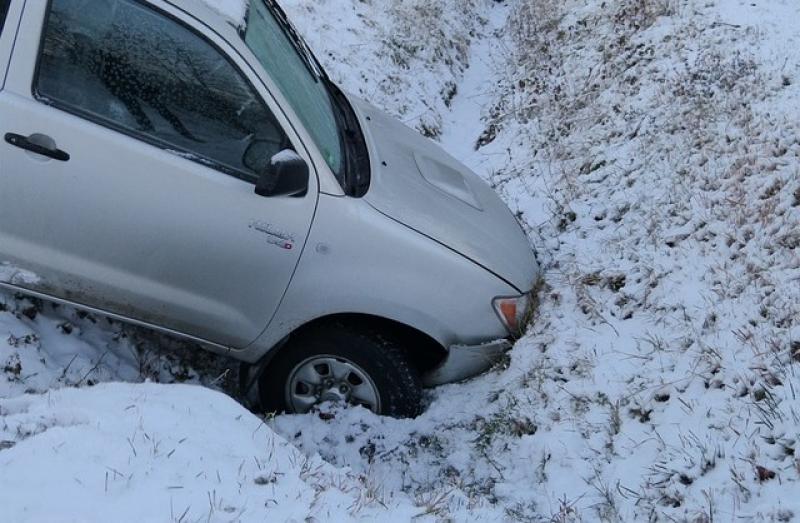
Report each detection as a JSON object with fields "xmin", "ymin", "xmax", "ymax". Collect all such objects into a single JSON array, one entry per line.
[{"xmin": 0, "ymin": 0, "xmax": 539, "ymax": 416}]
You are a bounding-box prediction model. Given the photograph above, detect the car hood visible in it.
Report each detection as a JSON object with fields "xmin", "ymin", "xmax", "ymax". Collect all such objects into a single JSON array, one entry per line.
[{"xmin": 348, "ymin": 96, "xmax": 538, "ymax": 292}]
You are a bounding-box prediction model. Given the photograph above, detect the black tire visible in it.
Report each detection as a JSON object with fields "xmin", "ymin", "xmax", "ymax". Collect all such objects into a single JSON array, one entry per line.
[{"xmin": 259, "ymin": 322, "xmax": 423, "ymax": 418}]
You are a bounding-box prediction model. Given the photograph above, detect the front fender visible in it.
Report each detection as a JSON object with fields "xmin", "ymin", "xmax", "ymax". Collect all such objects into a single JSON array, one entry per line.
[{"xmin": 237, "ymin": 195, "xmax": 517, "ymax": 363}]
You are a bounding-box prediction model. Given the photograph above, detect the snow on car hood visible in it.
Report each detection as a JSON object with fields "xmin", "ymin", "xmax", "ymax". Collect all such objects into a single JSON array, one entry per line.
[{"xmin": 349, "ymin": 97, "xmax": 539, "ymax": 292}]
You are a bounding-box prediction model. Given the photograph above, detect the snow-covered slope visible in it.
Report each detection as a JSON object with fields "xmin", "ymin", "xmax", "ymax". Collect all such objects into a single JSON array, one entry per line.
[
  {"xmin": 0, "ymin": 383, "xmax": 422, "ymax": 521},
  {"xmin": 483, "ymin": 0, "xmax": 800, "ymax": 519},
  {"xmin": 3, "ymin": 0, "xmax": 800, "ymax": 521},
  {"xmin": 276, "ymin": 0, "xmax": 800, "ymax": 520},
  {"xmin": 281, "ymin": 0, "xmax": 488, "ymax": 138}
]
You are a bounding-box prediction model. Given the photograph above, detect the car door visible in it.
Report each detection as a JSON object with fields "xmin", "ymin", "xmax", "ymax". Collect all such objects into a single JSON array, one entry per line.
[
  {"xmin": 0, "ymin": 0, "xmax": 18, "ymax": 86},
  {"xmin": 0, "ymin": 0, "xmax": 318, "ymax": 349}
]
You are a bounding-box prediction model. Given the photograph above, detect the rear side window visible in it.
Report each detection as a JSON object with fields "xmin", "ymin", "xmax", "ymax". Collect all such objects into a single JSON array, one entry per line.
[
  {"xmin": 35, "ymin": 0, "xmax": 291, "ymax": 182},
  {"xmin": 0, "ymin": 0, "xmax": 10, "ymax": 36}
]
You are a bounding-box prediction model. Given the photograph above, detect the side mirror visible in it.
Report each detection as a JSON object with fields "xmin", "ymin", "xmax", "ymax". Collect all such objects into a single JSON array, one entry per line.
[{"xmin": 244, "ymin": 143, "xmax": 309, "ymax": 197}]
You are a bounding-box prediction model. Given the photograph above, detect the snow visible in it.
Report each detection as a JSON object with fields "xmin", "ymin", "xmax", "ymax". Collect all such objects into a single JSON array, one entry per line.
[
  {"xmin": 280, "ymin": 0, "xmax": 486, "ymax": 139},
  {"xmin": 0, "ymin": 263, "xmax": 39, "ymax": 285},
  {"xmin": 0, "ymin": 383, "xmax": 422, "ymax": 521},
  {"xmin": 270, "ymin": 148, "xmax": 301, "ymax": 164},
  {"xmin": 274, "ymin": 0, "xmax": 800, "ymax": 519},
  {"xmin": 3, "ymin": 0, "xmax": 800, "ymax": 520},
  {"xmin": 199, "ymin": 0, "xmax": 249, "ymax": 28}
]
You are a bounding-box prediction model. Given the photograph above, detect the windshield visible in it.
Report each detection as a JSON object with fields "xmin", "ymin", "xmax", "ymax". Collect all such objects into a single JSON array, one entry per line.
[{"xmin": 243, "ymin": 1, "xmax": 344, "ymax": 179}]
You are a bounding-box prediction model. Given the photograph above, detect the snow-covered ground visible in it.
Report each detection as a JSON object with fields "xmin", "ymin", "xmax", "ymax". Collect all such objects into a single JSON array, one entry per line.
[
  {"xmin": 0, "ymin": 383, "xmax": 425, "ymax": 521},
  {"xmin": 3, "ymin": 0, "xmax": 800, "ymax": 520}
]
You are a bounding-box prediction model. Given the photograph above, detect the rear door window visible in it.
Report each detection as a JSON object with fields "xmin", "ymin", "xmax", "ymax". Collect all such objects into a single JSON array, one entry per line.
[{"xmin": 34, "ymin": 0, "xmax": 291, "ymax": 182}]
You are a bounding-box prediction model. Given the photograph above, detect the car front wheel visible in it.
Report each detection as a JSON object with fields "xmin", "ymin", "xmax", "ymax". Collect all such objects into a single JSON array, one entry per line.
[{"xmin": 259, "ymin": 322, "xmax": 423, "ymax": 418}]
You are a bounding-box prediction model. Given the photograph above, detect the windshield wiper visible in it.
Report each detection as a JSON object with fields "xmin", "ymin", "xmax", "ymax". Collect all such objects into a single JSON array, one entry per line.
[{"xmin": 324, "ymin": 78, "xmax": 370, "ymax": 196}]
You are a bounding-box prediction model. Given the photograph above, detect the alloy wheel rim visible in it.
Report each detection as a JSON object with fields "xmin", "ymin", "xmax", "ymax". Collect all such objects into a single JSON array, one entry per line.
[{"xmin": 285, "ymin": 355, "xmax": 381, "ymax": 414}]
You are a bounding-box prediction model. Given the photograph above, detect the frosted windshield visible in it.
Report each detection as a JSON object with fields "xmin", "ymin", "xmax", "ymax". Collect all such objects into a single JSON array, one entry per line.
[{"xmin": 244, "ymin": 1, "xmax": 344, "ymax": 178}]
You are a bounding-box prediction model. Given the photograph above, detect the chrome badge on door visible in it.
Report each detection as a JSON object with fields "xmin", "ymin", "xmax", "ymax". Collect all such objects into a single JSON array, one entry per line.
[{"xmin": 248, "ymin": 220, "xmax": 295, "ymax": 250}]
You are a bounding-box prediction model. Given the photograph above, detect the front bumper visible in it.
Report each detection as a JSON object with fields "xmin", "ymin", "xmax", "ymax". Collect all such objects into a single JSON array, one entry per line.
[{"xmin": 422, "ymin": 338, "xmax": 512, "ymax": 387}]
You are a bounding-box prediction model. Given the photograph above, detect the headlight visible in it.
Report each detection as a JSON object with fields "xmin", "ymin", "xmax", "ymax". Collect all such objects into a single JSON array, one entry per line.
[{"xmin": 492, "ymin": 293, "xmax": 531, "ymax": 336}]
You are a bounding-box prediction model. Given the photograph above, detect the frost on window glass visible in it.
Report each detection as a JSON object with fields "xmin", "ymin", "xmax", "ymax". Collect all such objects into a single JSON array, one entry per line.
[
  {"xmin": 244, "ymin": 1, "xmax": 343, "ymax": 177},
  {"xmin": 36, "ymin": 0, "xmax": 289, "ymax": 181}
]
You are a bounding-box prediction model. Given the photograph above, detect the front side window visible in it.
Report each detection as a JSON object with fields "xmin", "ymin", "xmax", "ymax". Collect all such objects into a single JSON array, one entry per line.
[{"xmin": 36, "ymin": 0, "xmax": 290, "ymax": 182}]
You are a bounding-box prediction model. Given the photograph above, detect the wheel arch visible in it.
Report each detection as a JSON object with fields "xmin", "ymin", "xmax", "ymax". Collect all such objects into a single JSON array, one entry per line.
[{"xmin": 239, "ymin": 312, "xmax": 448, "ymax": 406}]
